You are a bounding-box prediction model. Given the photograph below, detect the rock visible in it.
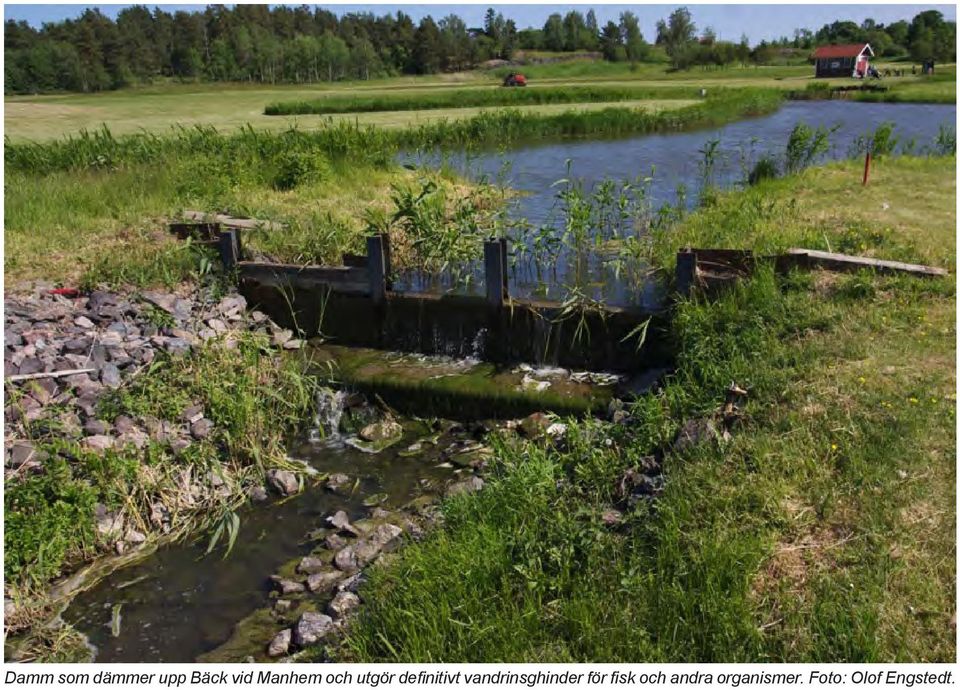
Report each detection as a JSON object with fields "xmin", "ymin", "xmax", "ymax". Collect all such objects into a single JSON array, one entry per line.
[
  {"xmin": 359, "ymin": 419, "xmax": 403, "ymax": 443},
  {"xmin": 282, "ymin": 339, "xmax": 303, "ymax": 350},
  {"xmin": 190, "ymin": 418, "xmax": 214, "ymax": 439},
  {"xmin": 272, "ymin": 329, "xmax": 293, "ymax": 347},
  {"xmin": 206, "ymin": 318, "xmax": 228, "ymax": 334},
  {"xmin": 326, "ymin": 510, "xmax": 361, "ymax": 536},
  {"xmin": 74, "ymin": 316, "xmax": 95, "ymax": 329},
  {"xmin": 246, "ymin": 485, "xmax": 269, "ymax": 502},
  {"xmin": 611, "ymin": 409, "xmax": 631, "ymax": 425},
  {"xmin": 297, "ymin": 555, "xmax": 329, "ymax": 575},
  {"xmin": 17, "ymin": 357, "xmax": 42, "ymax": 376},
  {"xmin": 519, "ymin": 412, "xmax": 549, "ymax": 439},
  {"xmin": 82, "ymin": 435, "xmax": 115, "ymax": 453},
  {"xmin": 270, "ymin": 576, "xmax": 305, "ymax": 595},
  {"xmin": 292, "ymin": 612, "xmax": 333, "ymax": 647},
  {"xmin": 5, "ymin": 332, "xmax": 23, "ymax": 348},
  {"xmin": 25, "ymin": 378, "xmax": 57, "ymax": 404},
  {"xmin": 267, "ymin": 629, "xmax": 291, "ymax": 657},
  {"xmin": 100, "ymin": 363, "xmax": 122, "ymax": 388},
  {"xmin": 181, "ymin": 404, "xmax": 204, "ymax": 424},
  {"xmin": 83, "ymin": 419, "xmax": 110, "ymax": 436},
  {"xmin": 325, "ymin": 473, "xmax": 352, "ymax": 494},
  {"xmin": 217, "ymin": 295, "xmax": 246, "ymax": 315},
  {"xmin": 274, "ymin": 599, "xmax": 292, "ymax": 613},
  {"xmin": 307, "ymin": 570, "xmax": 344, "ymax": 593},
  {"xmin": 266, "ymin": 469, "xmax": 300, "ymax": 496},
  {"xmin": 94, "ymin": 503, "xmax": 124, "ymax": 540},
  {"xmin": 117, "ymin": 429, "xmax": 149, "ymax": 450},
  {"xmin": 164, "ymin": 338, "xmax": 191, "ymax": 357},
  {"xmin": 125, "ymin": 529, "xmax": 146, "ymax": 545},
  {"xmin": 336, "ymin": 572, "xmax": 367, "ymax": 594},
  {"xmin": 324, "ymin": 533, "xmax": 348, "ymax": 551},
  {"xmin": 333, "ymin": 545, "xmax": 358, "ymax": 572},
  {"xmin": 8, "ymin": 441, "xmax": 37, "ymax": 468},
  {"xmin": 113, "ymin": 415, "xmax": 136, "ymax": 434},
  {"xmin": 369, "ymin": 523, "xmax": 404, "ymax": 552},
  {"xmin": 601, "ymin": 508, "xmax": 623, "ymax": 527},
  {"xmin": 673, "ymin": 417, "xmax": 719, "ymax": 452},
  {"xmin": 327, "ymin": 591, "xmax": 360, "ymax": 620},
  {"xmin": 352, "ymin": 539, "xmax": 382, "ymax": 566},
  {"xmin": 445, "ymin": 476, "xmax": 484, "ymax": 497}
]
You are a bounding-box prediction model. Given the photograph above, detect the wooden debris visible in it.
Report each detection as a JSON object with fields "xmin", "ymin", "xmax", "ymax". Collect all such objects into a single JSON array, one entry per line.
[
  {"xmin": 778, "ymin": 248, "xmax": 947, "ymax": 277},
  {"xmin": 181, "ymin": 210, "xmax": 285, "ymax": 232},
  {"xmin": 8, "ymin": 368, "xmax": 96, "ymax": 383}
]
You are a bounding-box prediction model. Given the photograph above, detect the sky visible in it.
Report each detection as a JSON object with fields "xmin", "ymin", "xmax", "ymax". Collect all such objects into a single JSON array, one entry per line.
[{"xmin": 3, "ymin": 4, "xmax": 956, "ymax": 44}]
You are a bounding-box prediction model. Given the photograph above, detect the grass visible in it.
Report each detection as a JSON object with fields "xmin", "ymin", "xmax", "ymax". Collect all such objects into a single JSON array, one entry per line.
[
  {"xmin": 337, "ymin": 154, "xmax": 955, "ymax": 662},
  {"xmin": 265, "ymin": 84, "xmax": 704, "ymax": 115}
]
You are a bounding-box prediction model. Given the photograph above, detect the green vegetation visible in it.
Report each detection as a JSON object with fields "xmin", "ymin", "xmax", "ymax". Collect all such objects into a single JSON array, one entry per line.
[
  {"xmin": 338, "ymin": 155, "xmax": 956, "ymax": 662},
  {"xmin": 6, "ymin": 333, "xmax": 319, "ymax": 622},
  {"xmin": 264, "ymin": 84, "xmax": 702, "ymax": 116},
  {"xmin": 5, "ymin": 88, "xmax": 782, "ymax": 287}
]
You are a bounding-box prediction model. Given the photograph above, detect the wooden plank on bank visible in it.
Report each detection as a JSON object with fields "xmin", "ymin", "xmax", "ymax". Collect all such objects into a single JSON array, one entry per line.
[
  {"xmin": 237, "ymin": 261, "xmax": 370, "ymax": 294},
  {"xmin": 781, "ymin": 248, "xmax": 948, "ymax": 277},
  {"xmin": 181, "ymin": 211, "xmax": 285, "ymax": 232}
]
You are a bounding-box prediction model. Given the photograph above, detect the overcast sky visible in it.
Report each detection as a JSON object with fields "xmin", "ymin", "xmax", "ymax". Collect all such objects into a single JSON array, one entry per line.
[{"xmin": 4, "ymin": 4, "xmax": 956, "ymax": 44}]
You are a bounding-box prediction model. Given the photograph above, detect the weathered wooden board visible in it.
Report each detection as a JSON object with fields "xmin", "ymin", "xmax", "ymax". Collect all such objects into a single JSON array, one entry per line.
[
  {"xmin": 780, "ymin": 248, "xmax": 948, "ymax": 277},
  {"xmin": 181, "ymin": 211, "xmax": 285, "ymax": 232},
  {"xmin": 237, "ymin": 261, "xmax": 370, "ymax": 294}
]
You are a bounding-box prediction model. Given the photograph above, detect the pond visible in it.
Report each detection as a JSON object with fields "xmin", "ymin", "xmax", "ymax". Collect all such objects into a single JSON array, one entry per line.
[{"xmin": 401, "ymin": 100, "xmax": 955, "ymax": 306}]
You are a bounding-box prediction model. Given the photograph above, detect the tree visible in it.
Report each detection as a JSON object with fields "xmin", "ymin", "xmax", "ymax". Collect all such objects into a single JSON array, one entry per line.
[
  {"xmin": 619, "ymin": 12, "xmax": 647, "ymax": 63},
  {"xmin": 658, "ymin": 7, "xmax": 697, "ymax": 69},
  {"xmin": 543, "ymin": 13, "xmax": 564, "ymax": 52},
  {"xmin": 600, "ymin": 21, "xmax": 624, "ymax": 62}
]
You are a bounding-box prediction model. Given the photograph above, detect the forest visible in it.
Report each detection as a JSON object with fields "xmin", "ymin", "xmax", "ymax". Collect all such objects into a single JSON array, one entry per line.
[{"xmin": 3, "ymin": 6, "xmax": 957, "ymax": 95}]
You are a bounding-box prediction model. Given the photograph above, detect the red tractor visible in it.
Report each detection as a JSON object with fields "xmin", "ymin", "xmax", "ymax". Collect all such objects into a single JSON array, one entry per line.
[{"xmin": 502, "ymin": 72, "xmax": 527, "ymax": 87}]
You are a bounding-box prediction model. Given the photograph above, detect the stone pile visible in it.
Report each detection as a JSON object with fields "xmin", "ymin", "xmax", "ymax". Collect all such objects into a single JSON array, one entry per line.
[{"xmin": 4, "ymin": 282, "xmax": 299, "ymax": 476}]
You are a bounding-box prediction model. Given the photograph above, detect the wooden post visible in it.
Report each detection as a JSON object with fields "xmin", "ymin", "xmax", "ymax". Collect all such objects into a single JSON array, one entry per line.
[
  {"xmin": 675, "ymin": 249, "xmax": 696, "ymax": 297},
  {"xmin": 862, "ymin": 151, "xmax": 871, "ymax": 186},
  {"xmin": 218, "ymin": 229, "xmax": 239, "ymax": 270},
  {"xmin": 367, "ymin": 234, "xmax": 387, "ymax": 305},
  {"xmin": 484, "ymin": 238, "xmax": 508, "ymax": 308},
  {"xmin": 380, "ymin": 232, "xmax": 393, "ymax": 290}
]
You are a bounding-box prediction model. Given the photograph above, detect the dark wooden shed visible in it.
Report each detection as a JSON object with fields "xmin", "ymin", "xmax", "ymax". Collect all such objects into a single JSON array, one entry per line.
[{"xmin": 812, "ymin": 43, "xmax": 874, "ymax": 78}]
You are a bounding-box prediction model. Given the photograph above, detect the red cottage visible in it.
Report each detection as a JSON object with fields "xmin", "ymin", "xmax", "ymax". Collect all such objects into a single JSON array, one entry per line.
[{"xmin": 812, "ymin": 43, "xmax": 874, "ymax": 78}]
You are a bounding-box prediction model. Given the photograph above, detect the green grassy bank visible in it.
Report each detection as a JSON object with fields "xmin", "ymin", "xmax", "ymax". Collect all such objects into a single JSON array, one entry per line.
[
  {"xmin": 336, "ymin": 155, "xmax": 956, "ymax": 662},
  {"xmin": 264, "ymin": 84, "xmax": 704, "ymax": 115}
]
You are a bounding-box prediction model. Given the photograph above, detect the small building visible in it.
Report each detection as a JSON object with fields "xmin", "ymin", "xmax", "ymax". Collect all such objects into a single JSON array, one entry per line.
[{"xmin": 812, "ymin": 43, "xmax": 874, "ymax": 78}]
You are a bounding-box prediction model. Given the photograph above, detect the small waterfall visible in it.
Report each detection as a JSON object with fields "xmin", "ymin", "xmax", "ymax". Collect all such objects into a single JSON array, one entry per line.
[{"xmin": 309, "ymin": 387, "xmax": 349, "ymax": 443}]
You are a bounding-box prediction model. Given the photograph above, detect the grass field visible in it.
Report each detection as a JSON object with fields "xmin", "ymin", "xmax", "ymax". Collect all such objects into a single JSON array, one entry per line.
[
  {"xmin": 6, "ymin": 62, "xmax": 953, "ymax": 141},
  {"xmin": 339, "ymin": 154, "xmax": 956, "ymax": 662}
]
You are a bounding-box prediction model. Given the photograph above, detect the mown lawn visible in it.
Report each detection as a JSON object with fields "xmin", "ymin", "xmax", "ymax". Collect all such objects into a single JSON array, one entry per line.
[{"xmin": 338, "ymin": 155, "xmax": 956, "ymax": 662}]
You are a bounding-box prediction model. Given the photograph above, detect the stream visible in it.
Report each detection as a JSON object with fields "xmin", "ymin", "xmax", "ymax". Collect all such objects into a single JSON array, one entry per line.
[{"xmin": 63, "ymin": 392, "xmax": 477, "ymax": 663}]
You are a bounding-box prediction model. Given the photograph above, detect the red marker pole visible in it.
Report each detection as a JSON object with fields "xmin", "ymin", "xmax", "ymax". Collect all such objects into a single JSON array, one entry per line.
[{"xmin": 862, "ymin": 151, "xmax": 871, "ymax": 186}]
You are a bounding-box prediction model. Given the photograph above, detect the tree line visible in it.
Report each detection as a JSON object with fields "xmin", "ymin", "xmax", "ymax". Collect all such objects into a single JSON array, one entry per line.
[{"xmin": 4, "ymin": 5, "xmax": 956, "ymax": 94}]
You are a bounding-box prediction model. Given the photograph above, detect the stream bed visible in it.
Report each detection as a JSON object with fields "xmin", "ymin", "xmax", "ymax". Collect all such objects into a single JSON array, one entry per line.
[{"xmin": 62, "ymin": 398, "xmax": 487, "ymax": 662}]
